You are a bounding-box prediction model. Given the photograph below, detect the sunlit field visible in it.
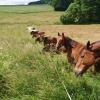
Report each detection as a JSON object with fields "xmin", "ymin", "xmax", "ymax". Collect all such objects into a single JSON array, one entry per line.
[{"xmin": 0, "ymin": 5, "xmax": 100, "ymax": 100}]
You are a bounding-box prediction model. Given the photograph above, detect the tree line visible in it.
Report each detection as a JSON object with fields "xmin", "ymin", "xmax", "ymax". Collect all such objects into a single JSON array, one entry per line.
[{"xmin": 42, "ymin": 0, "xmax": 100, "ymax": 24}]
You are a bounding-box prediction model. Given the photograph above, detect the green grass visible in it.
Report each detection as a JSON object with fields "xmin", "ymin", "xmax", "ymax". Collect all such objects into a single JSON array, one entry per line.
[
  {"xmin": 0, "ymin": 5, "xmax": 100, "ymax": 100},
  {"xmin": 0, "ymin": 5, "xmax": 62, "ymax": 26}
]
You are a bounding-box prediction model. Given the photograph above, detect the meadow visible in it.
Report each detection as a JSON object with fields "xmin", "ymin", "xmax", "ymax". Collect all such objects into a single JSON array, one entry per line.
[{"xmin": 0, "ymin": 5, "xmax": 100, "ymax": 100}]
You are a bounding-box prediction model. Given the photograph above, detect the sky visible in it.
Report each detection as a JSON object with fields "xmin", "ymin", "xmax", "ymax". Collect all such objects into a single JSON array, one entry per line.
[{"xmin": 0, "ymin": 0, "xmax": 40, "ymax": 5}]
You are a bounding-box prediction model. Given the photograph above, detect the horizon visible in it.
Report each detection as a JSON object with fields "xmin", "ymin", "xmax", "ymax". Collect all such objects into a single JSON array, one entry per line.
[{"xmin": 0, "ymin": 0, "xmax": 40, "ymax": 5}]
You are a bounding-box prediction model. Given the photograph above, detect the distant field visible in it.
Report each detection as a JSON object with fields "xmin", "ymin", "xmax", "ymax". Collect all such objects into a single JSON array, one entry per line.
[
  {"xmin": 0, "ymin": 5, "xmax": 100, "ymax": 42},
  {"xmin": 0, "ymin": 5, "xmax": 100, "ymax": 100}
]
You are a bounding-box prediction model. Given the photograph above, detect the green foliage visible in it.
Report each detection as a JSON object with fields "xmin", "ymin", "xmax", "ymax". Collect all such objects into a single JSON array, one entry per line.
[
  {"xmin": 54, "ymin": 0, "xmax": 68, "ymax": 11},
  {"xmin": 61, "ymin": 0, "xmax": 100, "ymax": 24},
  {"xmin": 41, "ymin": 0, "xmax": 52, "ymax": 4},
  {"xmin": 60, "ymin": 3, "xmax": 80, "ymax": 24},
  {"xmin": 28, "ymin": 1, "xmax": 44, "ymax": 5},
  {"xmin": 43, "ymin": 0, "xmax": 73, "ymax": 11}
]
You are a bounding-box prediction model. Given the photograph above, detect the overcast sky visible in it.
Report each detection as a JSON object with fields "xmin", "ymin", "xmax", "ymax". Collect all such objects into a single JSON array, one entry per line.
[{"xmin": 0, "ymin": 0, "xmax": 39, "ymax": 5}]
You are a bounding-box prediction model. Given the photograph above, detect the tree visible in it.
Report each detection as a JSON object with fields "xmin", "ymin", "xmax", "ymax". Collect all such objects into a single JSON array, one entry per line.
[
  {"xmin": 42, "ymin": 0, "xmax": 73, "ymax": 11},
  {"xmin": 54, "ymin": 0, "xmax": 69, "ymax": 11},
  {"xmin": 41, "ymin": 0, "xmax": 52, "ymax": 4},
  {"xmin": 28, "ymin": 1, "xmax": 44, "ymax": 5},
  {"xmin": 60, "ymin": 0, "xmax": 100, "ymax": 24}
]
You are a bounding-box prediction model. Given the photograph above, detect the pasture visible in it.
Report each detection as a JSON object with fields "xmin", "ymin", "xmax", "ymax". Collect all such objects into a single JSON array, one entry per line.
[{"xmin": 0, "ymin": 5, "xmax": 100, "ymax": 100}]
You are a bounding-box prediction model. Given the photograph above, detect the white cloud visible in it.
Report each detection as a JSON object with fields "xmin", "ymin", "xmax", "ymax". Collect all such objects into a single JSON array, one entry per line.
[{"xmin": 0, "ymin": 0, "xmax": 39, "ymax": 5}]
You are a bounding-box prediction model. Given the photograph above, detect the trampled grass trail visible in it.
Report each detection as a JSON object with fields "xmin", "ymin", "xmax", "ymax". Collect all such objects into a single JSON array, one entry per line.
[{"xmin": 0, "ymin": 5, "xmax": 100, "ymax": 100}]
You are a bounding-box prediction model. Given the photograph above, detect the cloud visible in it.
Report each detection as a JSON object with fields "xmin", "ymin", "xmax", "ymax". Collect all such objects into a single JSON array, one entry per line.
[{"xmin": 0, "ymin": 0, "xmax": 39, "ymax": 5}]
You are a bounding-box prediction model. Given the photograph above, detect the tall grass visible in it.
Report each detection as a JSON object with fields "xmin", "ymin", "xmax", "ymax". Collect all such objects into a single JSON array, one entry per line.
[{"xmin": 0, "ymin": 5, "xmax": 100, "ymax": 100}]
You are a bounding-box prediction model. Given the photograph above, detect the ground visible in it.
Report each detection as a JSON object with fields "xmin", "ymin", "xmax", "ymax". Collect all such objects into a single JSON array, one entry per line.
[{"xmin": 0, "ymin": 5, "xmax": 100, "ymax": 100}]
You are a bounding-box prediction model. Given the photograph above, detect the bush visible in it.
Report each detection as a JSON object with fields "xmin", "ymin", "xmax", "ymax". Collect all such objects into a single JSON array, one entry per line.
[
  {"xmin": 60, "ymin": 0, "xmax": 100, "ymax": 24},
  {"xmin": 60, "ymin": 13, "xmax": 74, "ymax": 24},
  {"xmin": 60, "ymin": 3, "xmax": 81, "ymax": 24}
]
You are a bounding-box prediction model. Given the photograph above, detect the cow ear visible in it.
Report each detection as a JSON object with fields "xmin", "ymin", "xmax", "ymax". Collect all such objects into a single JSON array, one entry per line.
[
  {"xmin": 62, "ymin": 33, "xmax": 65, "ymax": 38},
  {"xmin": 58, "ymin": 32, "xmax": 60, "ymax": 36},
  {"xmin": 86, "ymin": 41, "xmax": 90, "ymax": 49}
]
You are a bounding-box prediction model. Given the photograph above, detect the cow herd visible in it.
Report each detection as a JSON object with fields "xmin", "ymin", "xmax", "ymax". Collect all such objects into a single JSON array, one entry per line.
[{"xmin": 27, "ymin": 26, "xmax": 100, "ymax": 77}]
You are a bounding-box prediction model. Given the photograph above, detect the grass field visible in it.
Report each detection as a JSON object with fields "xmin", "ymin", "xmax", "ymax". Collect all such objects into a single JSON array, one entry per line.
[{"xmin": 0, "ymin": 5, "xmax": 100, "ymax": 100}]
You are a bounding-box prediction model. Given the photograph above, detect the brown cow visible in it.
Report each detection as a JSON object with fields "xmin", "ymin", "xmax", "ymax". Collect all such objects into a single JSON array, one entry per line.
[
  {"xmin": 56, "ymin": 32, "xmax": 84, "ymax": 65},
  {"xmin": 74, "ymin": 41, "xmax": 100, "ymax": 76}
]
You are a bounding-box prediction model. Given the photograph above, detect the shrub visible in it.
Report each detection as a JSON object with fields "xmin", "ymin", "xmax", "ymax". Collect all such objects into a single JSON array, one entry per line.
[
  {"xmin": 60, "ymin": 0, "xmax": 100, "ymax": 24},
  {"xmin": 60, "ymin": 13, "xmax": 74, "ymax": 24},
  {"xmin": 60, "ymin": 3, "xmax": 81, "ymax": 24}
]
